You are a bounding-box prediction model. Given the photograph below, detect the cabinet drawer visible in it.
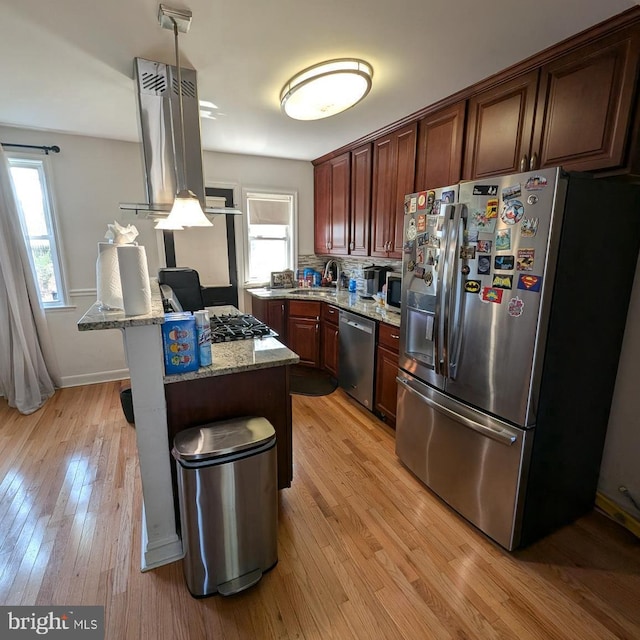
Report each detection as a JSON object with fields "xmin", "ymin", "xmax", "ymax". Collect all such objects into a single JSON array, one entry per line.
[
  {"xmin": 322, "ymin": 303, "xmax": 340, "ymax": 325},
  {"xmin": 378, "ymin": 322, "xmax": 401, "ymax": 353},
  {"xmin": 289, "ymin": 300, "xmax": 321, "ymax": 319}
]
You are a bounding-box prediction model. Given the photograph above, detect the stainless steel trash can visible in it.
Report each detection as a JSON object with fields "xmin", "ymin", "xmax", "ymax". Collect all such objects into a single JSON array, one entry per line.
[{"xmin": 172, "ymin": 416, "xmax": 278, "ymax": 597}]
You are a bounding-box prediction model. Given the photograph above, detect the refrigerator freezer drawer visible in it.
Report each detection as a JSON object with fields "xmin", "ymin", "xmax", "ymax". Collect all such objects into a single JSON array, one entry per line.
[{"xmin": 395, "ymin": 372, "xmax": 532, "ymax": 550}]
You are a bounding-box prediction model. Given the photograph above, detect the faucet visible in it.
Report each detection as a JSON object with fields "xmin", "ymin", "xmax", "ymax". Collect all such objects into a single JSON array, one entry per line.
[{"xmin": 324, "ymin": 259, "xmax": 341, "ymax": 290}]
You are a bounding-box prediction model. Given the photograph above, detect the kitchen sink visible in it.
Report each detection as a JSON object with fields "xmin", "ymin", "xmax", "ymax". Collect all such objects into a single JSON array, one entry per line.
[{"xmin": 288, "ymin": 288, "xmax": 336, "ymax": 297}]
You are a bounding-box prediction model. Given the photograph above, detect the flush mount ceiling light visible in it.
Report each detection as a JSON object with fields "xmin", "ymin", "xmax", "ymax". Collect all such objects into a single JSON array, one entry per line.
[
  {"xmin": 155, "ymin": 4, "xmax": 212, "ymax": 230},
  {"xmin": 280, "ymin": 58, "xmax": 373, "ymax": 121}
]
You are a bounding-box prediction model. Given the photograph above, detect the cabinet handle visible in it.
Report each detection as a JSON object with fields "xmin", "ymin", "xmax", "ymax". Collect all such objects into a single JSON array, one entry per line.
[
  {"xmin": 530, "ymin": 152, "xmax": 538, "ymax": 171},
  {"xmin": 390, "ymin": 333, "xmax": 400, "ymax": 339},
  {"xmin": 520, "ymin": 154, "xmax": 528, "ymax": 172}
]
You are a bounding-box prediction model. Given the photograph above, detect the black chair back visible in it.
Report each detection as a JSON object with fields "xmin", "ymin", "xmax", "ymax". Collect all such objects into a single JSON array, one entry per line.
[{"xmin": 158, "ymin": 268, "xmax": 205, "ymax": 312}]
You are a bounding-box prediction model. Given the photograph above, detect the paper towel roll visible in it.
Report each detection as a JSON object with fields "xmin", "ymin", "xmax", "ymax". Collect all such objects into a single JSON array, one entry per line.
[
  {"xmin": 96, "ymin": 242, "xmax": 123, "ymax": 310},
  {"xmin": 117, "ymin": 244, "xmax": 152, "ymax": 316}
]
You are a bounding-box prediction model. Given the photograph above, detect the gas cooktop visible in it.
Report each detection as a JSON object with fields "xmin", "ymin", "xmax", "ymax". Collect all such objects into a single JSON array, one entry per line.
[{"xmin": 209, "ymin": 313, "xmax": 276, "ymax": 343}]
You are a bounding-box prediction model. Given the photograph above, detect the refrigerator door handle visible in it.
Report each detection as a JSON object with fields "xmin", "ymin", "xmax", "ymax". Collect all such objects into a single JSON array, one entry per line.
[
  {"xmin": 434, "ymin": 206, "xmax": 453, "ymax": 377},
  {"xmin": 447, "ymin": 204, "xmax": 467, "ymax": 379},
  {"xmin": 396, "ymin": 376, "xmax": 518, "ymax": 446},
  {"xmin": 441, "ymin": 203, "xmax": 462, "ymax": 379}
]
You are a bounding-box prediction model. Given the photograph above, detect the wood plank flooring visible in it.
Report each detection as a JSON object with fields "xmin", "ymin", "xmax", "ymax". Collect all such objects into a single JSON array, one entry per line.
[{"xmin": 1, "ymin": 382, "xmax": 639, "ymax": 639}]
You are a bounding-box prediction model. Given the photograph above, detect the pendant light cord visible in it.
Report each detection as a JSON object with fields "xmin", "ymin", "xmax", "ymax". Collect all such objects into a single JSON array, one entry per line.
[{"xmin": 172, "ymin": 18, "xmax": 187, "ymax": 194}]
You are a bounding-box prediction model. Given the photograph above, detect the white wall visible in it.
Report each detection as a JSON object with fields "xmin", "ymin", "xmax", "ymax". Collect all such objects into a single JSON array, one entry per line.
[
  {"xmin": 0, "ymin": 125, "xmax": 314, "ymax": 386},
  {"xmin": 598, "ymin": 253, "xmax": 640, "ymax": 519}
]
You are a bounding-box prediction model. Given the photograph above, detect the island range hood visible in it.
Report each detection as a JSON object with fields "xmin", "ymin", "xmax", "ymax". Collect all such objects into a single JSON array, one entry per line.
[{"xmin": 120, "ymin": 57, "xmax": 241, "ymax": 218}]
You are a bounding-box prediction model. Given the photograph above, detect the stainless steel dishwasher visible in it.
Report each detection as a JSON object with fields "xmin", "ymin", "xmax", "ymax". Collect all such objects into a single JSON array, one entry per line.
[{"xmin": 338, "ymin": 309, "xmax": 376, "ymax": 408}]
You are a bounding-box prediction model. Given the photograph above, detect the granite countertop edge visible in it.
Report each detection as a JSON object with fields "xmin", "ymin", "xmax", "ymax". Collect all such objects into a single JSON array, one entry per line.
[{"xmin": 248, "ymin": 287, "xmax": 402, "ymax": 328}]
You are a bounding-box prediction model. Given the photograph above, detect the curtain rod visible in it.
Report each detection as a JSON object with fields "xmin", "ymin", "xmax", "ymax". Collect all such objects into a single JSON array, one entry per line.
[{"xmin": 1, "ymin": 142, "xmax": 60, "ymax": 155}]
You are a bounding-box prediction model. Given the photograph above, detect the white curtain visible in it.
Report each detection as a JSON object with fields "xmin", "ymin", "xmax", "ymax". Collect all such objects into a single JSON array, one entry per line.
[{"xmin": 0, "ymin": 147, "xmax": 60, "ymax": 414}]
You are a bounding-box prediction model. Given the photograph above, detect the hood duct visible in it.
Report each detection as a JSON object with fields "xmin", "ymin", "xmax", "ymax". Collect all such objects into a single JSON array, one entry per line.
[{"xmin": 120, "ymin": 57, "xmax": 241, "ymax": 217}]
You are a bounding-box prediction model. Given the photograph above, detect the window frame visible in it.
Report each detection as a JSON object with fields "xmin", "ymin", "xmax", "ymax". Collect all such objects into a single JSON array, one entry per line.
[
  {"xmin": 242, "ymin": 189, "xmax": 297, "ymax": 286},
  {"xmin": 7, "ymin": 152, "xmax": 69, "ymax": 308}
]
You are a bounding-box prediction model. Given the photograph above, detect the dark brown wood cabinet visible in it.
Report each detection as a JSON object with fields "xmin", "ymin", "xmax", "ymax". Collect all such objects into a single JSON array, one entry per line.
[
  {"xmin": 371, "ymin": 123, "xmax": 417, "ymax": 259},
  {"xmin": 251, "ymin": 298, "xmax": 287, "ymax": 342},
  {"xmin": 532, "ymin": 26, "xmax": 640, "ymax": 174},
  {"xmin": 463, "ymin": 70, "xmax": 539, "ymax": 180},
  {"xmin": 349, "ymin": 143, "xmax": 372, "ymax": 256},
  {"xmin": 287, "ymin": 300, "xmax": 321, "ymax": 367},
  {"xmin": 374, "ymin": 322, "xmax": 401, "ymax": 426},
  {"xmin": 321, "ymin": 303, "xmax": 340, "ymax": 376},
  {"xmin": 314, "ymin": 152, "xmax": 350, "ymax": 255},
  {"xmin": 415, "ymin": 101, "xmax": 466, "ymax": 190},
  {"xmin": 464, "ymin": 24, "xmax": 640, "ymax": 179}
]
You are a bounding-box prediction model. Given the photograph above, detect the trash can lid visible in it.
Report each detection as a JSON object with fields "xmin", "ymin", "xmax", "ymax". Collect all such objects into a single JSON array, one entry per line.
[{"xmin": 172, "ymin": 416, "xmax": 276, "ymax": 462}]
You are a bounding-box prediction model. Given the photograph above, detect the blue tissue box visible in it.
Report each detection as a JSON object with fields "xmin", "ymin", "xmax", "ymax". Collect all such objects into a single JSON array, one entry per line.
[{"xmin": 161, "ymin": 312, "xmax": 199, "ymax": 375}]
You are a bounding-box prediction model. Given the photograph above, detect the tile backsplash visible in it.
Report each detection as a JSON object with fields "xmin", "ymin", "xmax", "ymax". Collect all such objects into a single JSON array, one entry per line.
[{"xmin": 297, "ymin": 254, "xmax": 402, "ymax": 291}]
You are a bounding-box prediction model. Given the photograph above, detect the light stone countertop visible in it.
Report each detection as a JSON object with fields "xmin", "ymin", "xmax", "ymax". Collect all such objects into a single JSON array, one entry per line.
[
  {"xmin": 249, "ymin": 287, "xmax": 402, "ymax": 328},
  {"xmin": 78, "ymin": 284, "xmax": 300, "ymax": 382}
]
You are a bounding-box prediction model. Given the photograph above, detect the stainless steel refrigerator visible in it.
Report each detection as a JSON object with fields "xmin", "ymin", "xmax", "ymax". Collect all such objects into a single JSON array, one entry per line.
[{"xmin": 395, "ymin": 168, "xmax": 640, "ymax": 550}]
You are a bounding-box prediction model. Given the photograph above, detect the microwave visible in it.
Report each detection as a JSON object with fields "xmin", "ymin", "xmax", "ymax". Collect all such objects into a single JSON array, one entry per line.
[{"xmin": 385, "ymin": 271, "xmax": 402, "ymax": 310}]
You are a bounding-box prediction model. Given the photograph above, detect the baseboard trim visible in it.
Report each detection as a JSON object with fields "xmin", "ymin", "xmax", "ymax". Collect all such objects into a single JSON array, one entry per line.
[
  {"xmin": 60, "ymin": 369, "xmax": 130, "ymax": 388},
  {"xmin": 595, "ymin": 492, "xmax": 640, "ymax": 539}
]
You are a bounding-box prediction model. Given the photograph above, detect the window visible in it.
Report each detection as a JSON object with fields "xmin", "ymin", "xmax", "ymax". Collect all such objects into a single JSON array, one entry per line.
[
  {"xmin": 244, "ymin": 191, "xmax": 296, "ymax": 284},
  {"xmin": 7, "ymin": 156, "xmax": 66, "ymax": 307}
]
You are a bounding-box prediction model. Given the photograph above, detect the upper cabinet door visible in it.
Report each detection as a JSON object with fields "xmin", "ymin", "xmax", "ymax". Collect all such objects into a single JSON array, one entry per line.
[
  {"xmin": 371, "ymin": 133, "xmax": 396, "ymax": 257},
  {"xmin": 415, "ymin": 101, "xmax": 466, "ymax": 191},
  {"xmin": 463, "ymin": 70, "xmax": 539, "ymax": 180},
  {"xmin": 531, "ymin": 26, "xmax": 640, "ymax": 173},
  {"xmin": 328, "ymin": 152, "xmax": 351, "ymax": 255},
  {"xmin": 313, "ymin": 152, "xmax": 350, "ymax": 256},
  {"xmin": 391, "ymin": 123, "xmax": 417, "ymax": 258},
  {"xmin": 350, "ymin": 143, "xmax": 372, "ymax": 256},
  {"xmin": 314, "ymin": 161, "xmax": 331, "ymax": 254}
]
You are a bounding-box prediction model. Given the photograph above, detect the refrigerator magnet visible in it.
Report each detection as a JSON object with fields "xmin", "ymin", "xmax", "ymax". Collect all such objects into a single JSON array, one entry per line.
[
  {"xmin": 526, "ymin": 195, "xmax": 539, "ymax": 206},
  {"xmin": 417, "ymin": 249, "xmax": 425, "ymax": 264},
  {"xmin": 417, "ymin": 192, "xmax": 427, "ymax": 209},
  {"xmin": 423, "ymin": 270, "xmax": 434, "ymax": 286},
  {"xmin": 477, "ymin": 256, "xmax": 491, "ymax": 275},
  {"xmin": 417, "ymin": 214, "xmax": 427, "ymax": 232},
  {"xmin": 486, "ymin": 198, "xmax": 499, "ymax": 219},
  {"xmin": 442, "ymin": 190, "xmax": 455, "ymax": 204},
  {"xmin": 477, "ymin": 240, "xmax": 492, "ymax": 253},
  {"xmin": 521, "ymin": 217, "xmax": 539, "ymax": 237},
  {"xmin": 494, "ymin": 255, "xmax": 515, "ymax": 270},
  {"xmin": 464, "ymin": 280, "xmax": 481, "ymax": 294},
  {"xmin": 470, "ymin": 209, "xmax": 497, "ymax": 233},
  {"xmin": 517, "ymin": 249, "xmax": 535, "ymax": 271},
  {"xmin": 407, "ymin": 260, "xmax": 416, "ymax": 272},
  {"xmin": 433, "ymin": 199, "xmax": 442, "ymax": 216},
  {"xmin": 508, "ymin": 296, "xmax": 525, "ymax": 317},
  {"xmin": 415, "ymin": 266, "xmax": 425, "ymax": 278},
  {"xmin": 460, "ymin": 246, "xmax": 476, "ymax": 260},
  {"xmin": 500, "ymin": 199, "xmax": 525, "ymax": 225},
  {"xmin": 472, "ymin": 185, "xmax": 499, "ymax": 196},
  {"xmin": 403, "ymin": 240, "xmax": 414, "ymax": 253},
  {"xmin": 406, "ymin": 219, "xmax": 417, "ymax": 240},
  {"xmin": 517, "ymin": 274, "xmax": 543, "ymax": 292},
  {"xmin": 404, "ymin": 195, "xmax": 414, "ymax": 214},
  {"xmin": 426, "ymin": 190, "xmax": 436, "ymax": 214},
  {"xmin": 417, "ymin": 233, "xmax": 428, "ymax": 246},
  {"xmin": 495, "ymin": 229, "xmax": 511, "ymax": 251},
  {"xmin": 492, "ymin": 274, "xmax": 513, "ymax": 289},
  {"xmin": 525, "ymin": 175, "xmax": 548, "ymax": 190},
  {"xmin": 466, "ymin": 226, "xmax": 480, "ymax": 243},
  {"xmin": 502, "ymin": 184, "xmax": 521, "ymax": 201},
  {"xmin": 480, "ymin": 287, "xmax": 503, "ymax": 303}
]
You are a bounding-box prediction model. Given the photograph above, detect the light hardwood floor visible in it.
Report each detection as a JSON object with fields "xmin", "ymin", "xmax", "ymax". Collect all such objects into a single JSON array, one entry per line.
[{"xmin": 1, "ymin": 382, "xmax": 639, "ymax": 639}]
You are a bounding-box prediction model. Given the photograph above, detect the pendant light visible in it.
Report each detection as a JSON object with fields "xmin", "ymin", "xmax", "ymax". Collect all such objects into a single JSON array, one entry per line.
[{"xmin": 155, "ymin": 4, "xmax": 212, "ymax": 230}]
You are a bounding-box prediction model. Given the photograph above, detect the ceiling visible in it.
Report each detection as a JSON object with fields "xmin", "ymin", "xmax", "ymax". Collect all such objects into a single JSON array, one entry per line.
[{"xmin": 0, "ymin": 0, "xmax": 637, "ymax": 162}]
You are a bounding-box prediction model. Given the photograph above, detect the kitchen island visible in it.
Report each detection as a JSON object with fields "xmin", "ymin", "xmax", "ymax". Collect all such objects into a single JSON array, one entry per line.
[{"xmin": 78, "ymin": 284, "xmax": 299, "ymax": 571}]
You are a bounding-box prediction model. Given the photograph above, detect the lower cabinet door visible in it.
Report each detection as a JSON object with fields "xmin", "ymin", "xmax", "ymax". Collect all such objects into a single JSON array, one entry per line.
[
  {"xmin": 374, "ymin": 344, "xmax": 399, "ymax": 426},
  {"xmin": 321, "ymin": 322, "xmax": 339, "ymax": 377},
  {"xmin": 287, "ymin": 317, "xmax": 320, "ymax": 367}
]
